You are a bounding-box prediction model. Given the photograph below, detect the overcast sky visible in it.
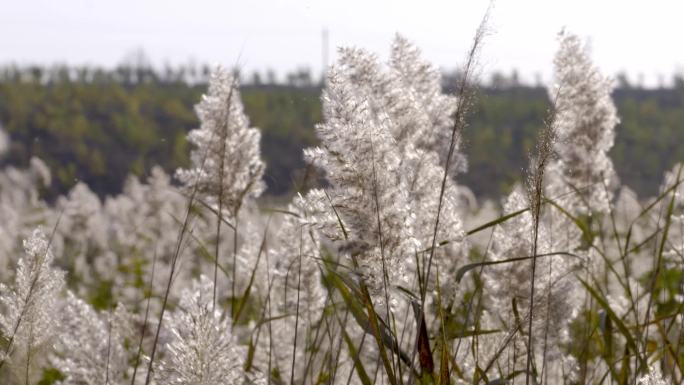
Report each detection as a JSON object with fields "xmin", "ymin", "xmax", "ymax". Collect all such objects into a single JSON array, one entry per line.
[{"xmin": 1, "ymin": 0, "xmax": 683, "ymax": 85}]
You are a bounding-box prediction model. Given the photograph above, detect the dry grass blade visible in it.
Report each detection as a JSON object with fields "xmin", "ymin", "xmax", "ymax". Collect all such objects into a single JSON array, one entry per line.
[
  {"xmin": 455, "ymin": 251, "xmax": 582, "ymax": 284},
  {"xmin": 579, "ymin": 278, "xmax": 647, "ymax": 371},
  {"xmin": 410, "ymin": 300, "xmax": 435, "ymax": 381},
  {"xmin": 641, "ymin": 163, "xmax": 682, "ymax": 369}
]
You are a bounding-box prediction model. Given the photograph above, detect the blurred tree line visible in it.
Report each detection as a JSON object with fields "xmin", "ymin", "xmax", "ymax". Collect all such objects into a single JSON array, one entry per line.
[{"xmin": 0, "ymin": 64, "xmax": 682, "ymax": 202}]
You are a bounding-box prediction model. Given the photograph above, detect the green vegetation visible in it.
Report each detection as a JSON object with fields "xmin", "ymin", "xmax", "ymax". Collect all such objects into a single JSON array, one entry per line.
[{"xmin": 0, "ymin": 72, "xmax": 682, "ymax": 200}]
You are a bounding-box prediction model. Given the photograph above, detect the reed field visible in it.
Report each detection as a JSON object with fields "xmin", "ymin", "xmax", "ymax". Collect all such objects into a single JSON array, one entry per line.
[{"xmin": 0, "ymin": 23, "xmax": 681, "ymax": 385}]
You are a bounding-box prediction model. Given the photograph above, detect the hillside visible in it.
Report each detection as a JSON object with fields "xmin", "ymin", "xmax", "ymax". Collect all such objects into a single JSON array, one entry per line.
[{"xmin": 1, "ymin": 75, "xmax": 682, "ymax": 200}]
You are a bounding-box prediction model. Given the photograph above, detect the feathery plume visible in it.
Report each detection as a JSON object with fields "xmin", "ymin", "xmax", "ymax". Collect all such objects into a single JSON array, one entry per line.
[
  {"xmin": 303, "ymin": 35, "xmax": 470, "ymax": 298},
  {"xmin": 547, "ymin": 31, "xmax": 619, "ymax": 215},
  {"xmin": 52, "ymin": 292, "xmax": 137, "ymax": 385},
  {"xmin": 303, "ymin": 65, "xmax": 416, "ymax": 295},
  {"xmin": 175, "ymin": 67, "xmax": 265, "ymax": 218},
  {"xmin": 255, "ymin": 195, "xmax": 327, "ymax": 382},
  {"xmin": 484, "ymin": 187, "xmax": 581, "ymax": 380},
  {"xmin": 154, "ymin": 275, "xmax": 260, "ymax": 385},
  {"xmin": 637, "ymin": 366, "xmax": 668, "ymax": 385},
  {"xmin": 175, "ymin": 66, "xmax": 266, "ymax": 312},
  {"xmin": 0, "ymin": 228, "xmax": 65, "ymax": 382}
]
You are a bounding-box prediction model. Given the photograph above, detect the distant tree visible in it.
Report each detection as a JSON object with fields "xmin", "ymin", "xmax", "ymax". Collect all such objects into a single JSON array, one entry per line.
[
  {"xmin": 251, "ymin": 71, "xmax": 262, "ymax": 86},
  {"xmin": 266, "ymin": 68, "xmax": 277, "ymax": 84},
  {"xmin": 673, "ymin": 72, "xmax": 684, "ymax": 89},
  {"xmin": 616, "ymin": 72, "xmax": 632, "ymax": 89}
]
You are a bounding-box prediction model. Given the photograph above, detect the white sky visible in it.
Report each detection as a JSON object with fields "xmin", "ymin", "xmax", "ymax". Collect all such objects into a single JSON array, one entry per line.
[{"xmin": 1, "ymin": 0, "xmax": 683, "ymax": 85}]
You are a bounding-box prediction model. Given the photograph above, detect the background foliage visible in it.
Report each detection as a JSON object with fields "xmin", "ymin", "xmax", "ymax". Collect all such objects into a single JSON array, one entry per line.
[{"xmin": 0, "ymin": 66, "xmax": 682, "ymax": 201}]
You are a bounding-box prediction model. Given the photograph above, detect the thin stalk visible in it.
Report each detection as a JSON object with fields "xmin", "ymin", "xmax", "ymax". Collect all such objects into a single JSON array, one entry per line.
[
  {"xmin": 423, "ymin": 3, "xmax": 488, "ymax": 304},
  {"xmin": 143, "ymin": 198, "xmax": 195, "ymax": 385},
  {"xmin": 265, "ymin": 237, "xmax": 274, "ymax": 385},
  {"xmin": 368, "ymin": 133, "xmax": 400, "ymax": 382},
  {"xmin": 24, "ymin": 324, "xmax": 33, "ymax": 385},
  {"xmin": 213, "ymin": 202, "xmax": 223, "ymax": 312},
  {"xmin": 409, "ymin": 8, "xmax": 489, "ymax": 384},
  {"xmin": 524, "ymin": 88, "xmax": 559, "ymax": 385},
  {"xmin": 213, "ymin": 86, "xmax": 231, "ymax": 312},
  {"xmin": 524, "ymin": 140, "xmax": 545, "ymax": 385},
  {"xmin": 231, "ymin": 212, "xmax": 239, "ymax": 321},
  {"xmin": 105, "ymin": 306, "xmax": 113, "ymax": 385},
  {"xmin": 289, "ymin": 228, "xmax": 304, "ymax": 385},
  {"xmin": 130, "ymin": 247, "xmax": 158, "ymax": 385}
]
